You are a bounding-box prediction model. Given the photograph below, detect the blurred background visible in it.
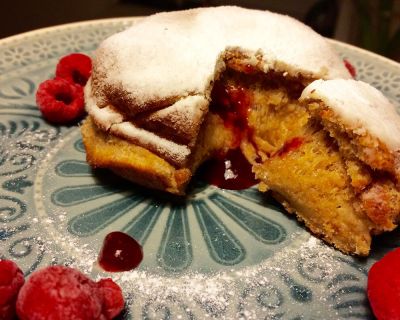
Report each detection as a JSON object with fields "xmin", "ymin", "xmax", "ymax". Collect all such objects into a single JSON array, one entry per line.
[{"xmin": 1, "ymin": 0, "xmax": 399, "ymax": 61}]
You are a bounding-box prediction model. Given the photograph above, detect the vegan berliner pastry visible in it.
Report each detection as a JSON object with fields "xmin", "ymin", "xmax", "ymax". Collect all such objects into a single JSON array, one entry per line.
[{"xmin": 81, "ymin": 6, "xmax": 400, "ymax": 256}]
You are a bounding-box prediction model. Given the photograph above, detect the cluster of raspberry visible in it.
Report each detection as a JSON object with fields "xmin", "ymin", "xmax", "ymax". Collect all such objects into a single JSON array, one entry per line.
[
  {"xmin": 0, "ymin": 260, "xmax": 124, "ymax": 320},
  {"xmin": 36, "ymin": 53, "xmax": 91, "ymax": 124}
]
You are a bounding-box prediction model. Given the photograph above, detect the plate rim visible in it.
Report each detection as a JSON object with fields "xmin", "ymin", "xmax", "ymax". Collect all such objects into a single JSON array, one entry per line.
[
  {"xmin": 1, "ymin": 16, "xmax": 399, "ymax": 71},
  {"xmin": 0, "ymin": 17, "xmax": 139, "ymax": 44}
]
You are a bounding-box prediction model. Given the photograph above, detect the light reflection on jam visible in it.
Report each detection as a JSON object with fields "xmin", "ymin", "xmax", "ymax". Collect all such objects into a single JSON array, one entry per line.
[
  {"xmin": 200, "ymin": 148, "xmax": 257, "ymax": 190},
  {"xmin": 98, "ymin": 231, "xmax": 143, "ymax": 272}
]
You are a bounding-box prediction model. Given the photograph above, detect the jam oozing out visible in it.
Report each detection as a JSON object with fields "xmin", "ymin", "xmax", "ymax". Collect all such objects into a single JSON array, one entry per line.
[
  {"xmin": 200, "ymin": 148, "xmax": 258, "ymax": 190},
  {"xmin": 98, "ymin": 231, "xmax": 143, "ymax": 272},
  {"xmin": 204, "ymin": 81, "xmax": 257, "ymax": 190},
  {"xmin": 210, "ymin": 82, "xmax": 252, "ymax": 147},
  {"xmin": 276, "ymin": 137, "xmax": 304, "ymax": 157}
]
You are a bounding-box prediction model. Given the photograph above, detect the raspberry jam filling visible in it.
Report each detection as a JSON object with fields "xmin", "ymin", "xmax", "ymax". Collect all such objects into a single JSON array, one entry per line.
[
  {"xmin": 200, "ymin": 148, "xmax": 258, "ymax": 190},
  {"xmin": 210, "ymin": 82, "xmax": 253, "ymax": 148},
  {"xmin": 98, "ymin": 231, "xmax": 143, "ymax": 272},
  {"xmin": 202, "ymin": 83, "xmax": 257, "ymax": 190},
  {"xmin": 275, "ymin": 137, "xmax": 304, "ymax": 157}
]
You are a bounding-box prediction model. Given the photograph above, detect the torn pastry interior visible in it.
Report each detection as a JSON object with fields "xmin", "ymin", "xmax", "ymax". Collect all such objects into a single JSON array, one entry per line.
[
  {"xmin": 249, "ymin": 79, "xmax": 400, "ymax": 256},
  {"xmin": 81, "ymin": 6, "xmax": 400, "ymax": 255}
]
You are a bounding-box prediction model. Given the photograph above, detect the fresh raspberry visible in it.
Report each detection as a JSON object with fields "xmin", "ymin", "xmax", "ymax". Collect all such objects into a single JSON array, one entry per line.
[
  {"xmin": 16, "ymin": 265, "xmax": 124, "ymax": 320},
  {"xmin": 343, "ymin": 59, "xmax": 356, "ymax": 78},
  {"xmin": 55, "ymin": 53, "xmax": 92, "ymax": 86},
  {"xmin": 368, "ymin": 248, "xmax": 400, "ymax": 320},
  {"xmin": 97, "ymin": 279, "xmax": 125, "ymax": 319},
  {"xmin": 0, "ymin": 259, "xmax": 25, "ymax": 320},
  {"xmin": 36, "ymin": 78, "xmax": 85, "ymax": 124}
]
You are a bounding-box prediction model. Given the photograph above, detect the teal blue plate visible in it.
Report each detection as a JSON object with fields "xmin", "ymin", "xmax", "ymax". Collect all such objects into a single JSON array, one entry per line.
[{"xmin": 1, "ymin": 18, "xmax": 400, "ymax": 319}]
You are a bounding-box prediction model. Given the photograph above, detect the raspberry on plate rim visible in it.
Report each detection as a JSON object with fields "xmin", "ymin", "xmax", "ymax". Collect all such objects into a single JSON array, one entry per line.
[
  {"xmin": 35, "ymin": 53, "xmax": 92, "ymax": 124},
  {"xmin": 55, "ymin": 53, "xmax": 92, "ymax": 87},
  {"xmin": 36, "ymin": 78, "xmax": 85, "ymax": 124}
]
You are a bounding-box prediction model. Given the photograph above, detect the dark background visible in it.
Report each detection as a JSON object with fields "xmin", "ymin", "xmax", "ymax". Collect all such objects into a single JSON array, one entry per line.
[{"xmin": 1, "ymin": 0, "xmax": 399, "ymax": 61}]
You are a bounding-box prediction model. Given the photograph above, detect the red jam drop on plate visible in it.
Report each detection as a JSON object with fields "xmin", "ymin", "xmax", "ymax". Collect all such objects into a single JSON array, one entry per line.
[
  {"xmin": 200, "ymin": 148, "xmax": 258, "ymax": 190},
  {"xmin": 98, "ymin": 231, "xmax": 143, "ymax": 272},
  {"xmin": 343, "ymin": 59, "xmax": 357, "ymax": 78}
]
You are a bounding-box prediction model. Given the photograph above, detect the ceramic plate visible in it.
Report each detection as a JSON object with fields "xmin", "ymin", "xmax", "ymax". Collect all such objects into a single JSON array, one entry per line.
[{"xmin": 1, "ymin": 18, "xmax": 400, "ymax": 320}]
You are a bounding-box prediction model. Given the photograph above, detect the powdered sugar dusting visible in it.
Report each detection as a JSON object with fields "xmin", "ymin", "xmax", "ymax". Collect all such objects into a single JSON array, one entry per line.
[
  {"xmin": 148, "ymin": 95, "xmax": 208, "ymax": 127},
  {"xmin": 33, "ymin": 226, "xmax": 351, "ymax": 319},
  {"xmin": 61, "ymin": 233, "xmax": 358, "ymax": 319},
  {"xmin": 86, "ymin": 83, "xmax": 194, "ymax": 166},
  {"xmin": 111, "ymin": 122, "xmax": 190, "ymax": 167},
  {"xmin": 86, "ymin": 103, "xmax": 124, "ymax": 131},
  {"xmin": 84, "ymin": 80, "xmax": 124, "ymax": 130},
  {"xmin": 93, "ymin": 6, "xmax": 350, "ymax": 113},
  {"xmin": 87, "ymin": 6, "xmax": 351, "ymax": 167},
  {"xmin": 301, "ymin": 79, "xmax": 400, "ymax": 152},
  {"xmin": 137, "ymin": 95, "xmax": 209, "ymax": 147}
]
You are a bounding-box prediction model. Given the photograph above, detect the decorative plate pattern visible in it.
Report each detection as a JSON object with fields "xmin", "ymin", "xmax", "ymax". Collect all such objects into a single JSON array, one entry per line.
[{"xmin": 1, "ymin": 18, "xmax": 400, "ymax": 319}]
